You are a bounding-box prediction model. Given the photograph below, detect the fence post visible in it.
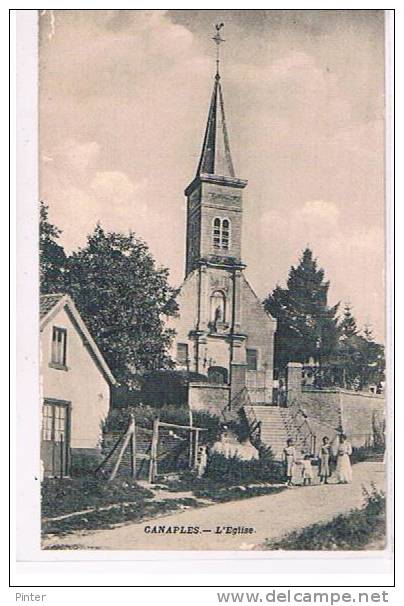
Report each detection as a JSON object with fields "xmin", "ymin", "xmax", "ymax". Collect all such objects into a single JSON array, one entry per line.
[
  {"xmin": 188, "ymin": 408, "xmax": 194, "ymax": 468},
  {"xmin": 60, "ymin": 435, "xmax": 64, "ymax": 479},
  {"xmin": 109, "ymin": 414, "xmax": 135, "ymax": 482},
  {"xmin": 193, "ymin": 429, "xmax": 200, "ymax": 469},
  {"xmin": 149, "ymin": 417, "xmax": 159, "ymax": 484},
  {"xmin": 130, "ymin": 415, "xmax": 137, "ymax": 480}
]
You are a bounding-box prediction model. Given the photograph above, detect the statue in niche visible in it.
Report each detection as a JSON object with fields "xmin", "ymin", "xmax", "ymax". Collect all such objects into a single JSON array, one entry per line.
[{"xmin": 210, "ymin": 290, "xmax": 226, "ymax": 332}]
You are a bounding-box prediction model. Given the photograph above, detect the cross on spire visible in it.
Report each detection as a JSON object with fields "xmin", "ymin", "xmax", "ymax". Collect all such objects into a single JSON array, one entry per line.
[{"xmin": 212, "ymin": 23, "xmax": 225, "ymax": 78}]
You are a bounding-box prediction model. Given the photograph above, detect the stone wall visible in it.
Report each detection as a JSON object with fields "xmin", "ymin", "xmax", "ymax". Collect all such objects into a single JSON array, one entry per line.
[
  {"xmin": 188, "ymin": 382, "xmax": 230, "ymax": 417},
  {"xmin": 299, "ymin": 389, "xmax": 342, "ymax": 431},
  {"xmin": 298, "ymin": 388, "xmax": 385, "ymax": 449},
  {"xmin": 285, "ymin": 363, "xmax": 386, "ymax": 449},
  {"xmin": 340, "ymin": 390, "xmax": 385, "ymax": 448}
]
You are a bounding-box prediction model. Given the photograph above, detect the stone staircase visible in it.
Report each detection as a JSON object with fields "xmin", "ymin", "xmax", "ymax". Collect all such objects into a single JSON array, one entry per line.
[
  {"xmin": 229, "ymin": 387, "xmax": 315, "ymax": 462},
  {"xmin": 246, "ymin": 406, "xmax": 311, "ymax": 461},
  {"xmin": 245, "ymin": 406, "xmax": 287, "ymax": 460}
]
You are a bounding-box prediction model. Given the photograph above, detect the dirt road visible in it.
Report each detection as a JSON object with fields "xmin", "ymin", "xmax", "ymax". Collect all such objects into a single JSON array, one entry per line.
[{"xmin": 43, "ymin": 462, "xmax": 385, "ymax": 551}]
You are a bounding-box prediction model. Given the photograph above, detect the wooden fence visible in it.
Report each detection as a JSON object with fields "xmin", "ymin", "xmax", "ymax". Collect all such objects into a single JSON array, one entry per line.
[{"xmin": 97, "ymin": 414, "xmax": 207, "ymax": 483}]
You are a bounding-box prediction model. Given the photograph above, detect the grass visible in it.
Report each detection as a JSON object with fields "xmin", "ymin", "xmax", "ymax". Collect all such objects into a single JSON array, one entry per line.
[
  {"xmin": 43, "ymin": 496, "xmax": 202, "ymax": 538},
  {"xmin": 42, "ymin": 433, "xmax": 286, "ymax": 542},
  {"xmin": 41, "ymin": 452, "xmax": 286, "ymax": 540},
  {"xmin": 41, "ymin": 476, "xmax": 154, "ymax": 519},
  {"xmin": 351, "ymin": 444, "xmax": 385, "ymax": 465},
  {"xmin": 264, "ymin": 485, "xmax": 386, "ymax": 551},
  {"xmin": 195, "ymin": 483, "xmax": 285, "ymax": 503},
  {"xmin": 157, "ymin": 452, "xmax": 286, "ymax": 505}
]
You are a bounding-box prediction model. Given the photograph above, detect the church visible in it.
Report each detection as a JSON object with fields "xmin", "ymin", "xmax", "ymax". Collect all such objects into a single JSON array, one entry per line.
[{"xmin": 169, "ymin": 48, "xmax": 277, "ymax": 415}]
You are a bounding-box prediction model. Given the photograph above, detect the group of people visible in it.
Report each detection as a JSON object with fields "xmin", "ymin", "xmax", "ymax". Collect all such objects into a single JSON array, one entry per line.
[{"xmin": 283, "ymin": 434, "xmax": 353, "ymax": 487}]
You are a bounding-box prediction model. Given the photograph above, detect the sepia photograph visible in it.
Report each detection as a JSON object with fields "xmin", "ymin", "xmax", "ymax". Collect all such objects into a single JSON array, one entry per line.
[{"xmin": 35, "ymin": 9, "xmax": 389, "ymax": 553}]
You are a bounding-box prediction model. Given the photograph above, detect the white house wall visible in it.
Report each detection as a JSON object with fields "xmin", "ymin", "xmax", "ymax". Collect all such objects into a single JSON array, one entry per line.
[{"xmin": 40, "ymin": 306, "xmax": 110, "ymax": 451}]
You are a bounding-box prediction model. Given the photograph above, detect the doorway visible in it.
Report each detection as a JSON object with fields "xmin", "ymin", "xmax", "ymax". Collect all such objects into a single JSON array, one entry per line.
[{"xmin": 41, "ymin": 399, "xmax": 70, "ymax": 478}]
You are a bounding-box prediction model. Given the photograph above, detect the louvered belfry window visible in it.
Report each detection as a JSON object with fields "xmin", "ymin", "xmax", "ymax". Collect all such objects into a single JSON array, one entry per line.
[{"xmin": 212, "ymin": 218, "xmax": 231, "ymax": 250}]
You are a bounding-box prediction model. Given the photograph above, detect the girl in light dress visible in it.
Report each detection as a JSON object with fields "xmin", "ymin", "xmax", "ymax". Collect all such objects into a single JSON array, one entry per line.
[
  {"xmin": 319, "ymin": 436, "xmax": 331, "ymax": 484},
  {"xmin": 301, "ymin": 454, "xmax": 314, "ymax": 486},
  {"xmin": 283, "ymin": 438, "xmax": 296, "ymax": 487},
  {"xmin": 336, "ymin": 433, "xmax": 353, "ymax": 484}
]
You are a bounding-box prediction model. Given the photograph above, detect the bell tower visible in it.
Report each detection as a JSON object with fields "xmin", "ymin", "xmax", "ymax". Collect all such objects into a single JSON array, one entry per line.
[
  {"xmin": 184, "ymin": 27, "xmax": 247, "ymax": 277},
  {"xmin": 180, "ymin": 25, "xmax": 249, "ymax": 396},
  {"xmin": 172, "ymin": 24, "xmax": 276, "ymax": 407}
]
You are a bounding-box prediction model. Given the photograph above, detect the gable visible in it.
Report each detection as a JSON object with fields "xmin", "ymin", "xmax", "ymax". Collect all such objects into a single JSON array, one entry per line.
[
  {"xmin": 41, "ymin": 304, "xmax": 115, "ymax": 385},
  {"xmin": 241, "ymin": 274, "xmax": 276, "ymax": 326}
]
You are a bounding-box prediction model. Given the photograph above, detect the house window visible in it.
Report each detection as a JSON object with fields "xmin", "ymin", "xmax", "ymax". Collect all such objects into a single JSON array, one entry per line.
[
  {"xmin": 51, "ymin": 327, "xmax": 67, "ymax": 367},
  {"xmin": 246, "ymin": 348, "xmax": 258, "ymax": 371},
  {"xmin": 176, "ymin": 343, "xmax": 189, "ymax": 366},
  {"xmin": 42, "ymin": 403, "xmax": 54, "ymax": 441},
  {"xmin": 212, "ymin": 217, "xmax": 231, "ymax": 250}
]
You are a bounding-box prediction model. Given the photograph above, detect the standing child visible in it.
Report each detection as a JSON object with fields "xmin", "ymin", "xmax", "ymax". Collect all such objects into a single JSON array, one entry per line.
[
  {"xmin": 301, "ymin": 454, "xmax": 314, "ymax": 486},
  {"xmin": 283, "ymin": 438, "xmax": 296, "ymax": 487},
  {"xmin": 319, "ymin": 436, "xmax": 331, "ymax": 484},
  {"xmin": 196, "ymin": 445, "xmax": 208, "ymax": 478}
]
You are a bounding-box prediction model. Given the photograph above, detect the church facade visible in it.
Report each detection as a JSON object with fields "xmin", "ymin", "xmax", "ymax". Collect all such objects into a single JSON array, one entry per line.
[{"xmin": 170, "ymin": 69, "xmax": 276, "ymax": 413}]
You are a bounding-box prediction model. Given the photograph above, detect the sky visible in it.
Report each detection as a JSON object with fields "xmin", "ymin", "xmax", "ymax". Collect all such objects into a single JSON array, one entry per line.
[{"xmin": 39, "ymin": 9, "xmax": 386, "ymax": 341}]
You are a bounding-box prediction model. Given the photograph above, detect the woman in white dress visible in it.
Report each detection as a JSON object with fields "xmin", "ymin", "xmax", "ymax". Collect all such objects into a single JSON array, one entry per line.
[{"xmin": 336, "ymin": 433, "xmax": 353, "ymax": 484}]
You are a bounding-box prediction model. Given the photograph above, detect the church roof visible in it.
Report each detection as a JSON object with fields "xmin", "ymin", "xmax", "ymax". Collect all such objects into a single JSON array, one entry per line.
[{"xmin": 196, "ymin": 74, "xmax": 236, "ymax": 179}]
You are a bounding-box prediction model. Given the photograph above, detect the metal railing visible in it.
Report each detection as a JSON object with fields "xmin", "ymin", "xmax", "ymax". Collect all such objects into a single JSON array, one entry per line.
[{"xmin": 281, "ymin": 406, "xmax": 317, "ymax": 455}]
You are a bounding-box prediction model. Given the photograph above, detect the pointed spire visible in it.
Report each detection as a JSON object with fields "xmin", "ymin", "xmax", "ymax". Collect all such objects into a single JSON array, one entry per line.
[
  {"xmin": 195, "ymin": 24, "xmax": 236, "ymax": 179},
  {"xmin": 196, "ymin": 75, "xmax": 235, "ymax": 178}
]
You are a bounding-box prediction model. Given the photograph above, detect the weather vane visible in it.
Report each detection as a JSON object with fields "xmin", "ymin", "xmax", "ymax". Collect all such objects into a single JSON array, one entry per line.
[{"xmin": 212, "ymin": 23, "xmax": 225, "ymax": 77}]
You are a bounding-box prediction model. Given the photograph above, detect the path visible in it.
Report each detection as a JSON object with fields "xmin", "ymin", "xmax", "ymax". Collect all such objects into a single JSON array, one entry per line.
[{"xmin": 43, "ymin": 462, "xmax": 385, "ymax": 551}]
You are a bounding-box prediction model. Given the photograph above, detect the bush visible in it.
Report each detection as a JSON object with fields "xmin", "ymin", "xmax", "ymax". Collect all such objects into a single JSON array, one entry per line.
[
  {"xmin": 351, "ymin": 443, "xmax": 385, "ymax": 465},
  {"xmin": 70, "ymin": 451, "xmax": 103, "ymax": 477},
  {"xmin": 225, "ymin": 418, "xmax": 251, "ymax": 443},
  {"xmin": 104, "ymin": 404, "xmax": 225, "ymax": 444},
  {"xmin": 205, "ymin": 452, "xmax": 283, "ymax": 485}
]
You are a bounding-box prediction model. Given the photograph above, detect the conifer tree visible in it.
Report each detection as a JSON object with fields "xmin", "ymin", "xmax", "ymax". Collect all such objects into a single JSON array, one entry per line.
[
  {"xmin": 264, "ymin": 248, "xmax": 339, "ymax": 370},
  {"xmin": 339, "ymin": 303, "xmax": 358, "ymax": 338}
]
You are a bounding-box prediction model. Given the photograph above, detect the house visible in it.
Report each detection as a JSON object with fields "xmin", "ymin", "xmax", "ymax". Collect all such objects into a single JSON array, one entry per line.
[
  {"xmin": 40, "ymin": 293, "xmax": 116, "ymax": 477},
  {"xmin": 168, "ymin": 66, "xmax": 276, "ymax": 416}
]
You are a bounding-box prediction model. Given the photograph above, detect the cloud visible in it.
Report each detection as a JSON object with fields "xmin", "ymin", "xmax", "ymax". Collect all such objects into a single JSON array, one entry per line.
[
  {"xmin": 41, "ymin": 138, "xmax": 150, "ymax": 250},
  {"xmin": 39, "ymin": 10, "xmax": 385, "ymax": 339}
]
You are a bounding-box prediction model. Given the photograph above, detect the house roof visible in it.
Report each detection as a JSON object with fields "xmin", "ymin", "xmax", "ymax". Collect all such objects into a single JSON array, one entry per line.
[
  {"xmin": 40, "ymin": 293, "xmax": 116, "ymax": 385},
  {"xmin": 40, "ymin": 293, "xmax": 65, "ymax": 320}
]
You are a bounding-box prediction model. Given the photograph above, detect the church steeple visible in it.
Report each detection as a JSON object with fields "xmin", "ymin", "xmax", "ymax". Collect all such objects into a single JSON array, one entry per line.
[
  {"xmin": 184, "ymin": 24, "xmax": 247, "ymax": 277},
  {"xmin": 196, "ymin": 74, "xmax": 235, "ymax": 179}
]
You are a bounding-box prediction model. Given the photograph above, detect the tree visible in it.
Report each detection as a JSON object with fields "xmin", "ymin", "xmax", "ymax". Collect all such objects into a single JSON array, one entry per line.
[
  {"xmin": 359, "ymin": 324, "xmax": 385, "ymax": 388},
  {"xmin": 64, "ymin": 225, "xmax": 178, "ymax": 386},
  {"xmin": 39, "ymin": 201, "xmax": 67, "ymax": 294},
  {"xmin": 264, "ymin": 248, "xmax": 339, "ymax": 370},
  {"xmin": 336, "ymin": 310, "xmax": 385, "ymax": 389},
  {"xmin": 339, "ymin": 303, "xmax": 358, "ymax": 339}
]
